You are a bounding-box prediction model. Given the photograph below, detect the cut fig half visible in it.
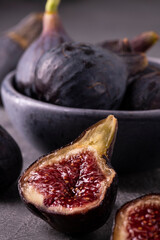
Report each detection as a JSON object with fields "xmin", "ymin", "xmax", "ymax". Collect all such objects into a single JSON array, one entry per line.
[
  {"xmin": 112, "ymin": 194, "xmax": 160, "ymax": 240},
  {"xmin": 19, "ymin": 115, "xmax": 118, "ymax": 234}
]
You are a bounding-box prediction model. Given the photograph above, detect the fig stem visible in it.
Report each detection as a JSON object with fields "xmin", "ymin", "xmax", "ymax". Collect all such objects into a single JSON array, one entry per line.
[{"xmin": 45, "ymin": 0, "xmax": 61, "ymax": 13}]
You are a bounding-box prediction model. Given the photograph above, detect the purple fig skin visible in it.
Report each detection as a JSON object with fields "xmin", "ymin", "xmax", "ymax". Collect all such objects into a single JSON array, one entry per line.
[
  {"xmin": 99, "ymin": 31, "xmax": 159, "ymax": 53},
  {"xmin": 121, "ymin": 71, "xmax": 160, "ymax": 110},
  {"xmin": 16, "ymin": 10, "xmax": 71, "ymax": 97},
  {"xmin": 34, "ymin": 42, "xmax": 147, "ymax": 110},
  {"xmin": 99, "ymin": 38, "xmax": 131, "ymax": 53},
  {"xmin": 0, "ymin": 37, "xmax": 23, "ymax": 86},
  {"xmin": 111, "ymin": 193, "xmax": 160, "ymax": 240},
  {"xmin": 130, "ymin": 31, "xmax": 159, "ymax": 53},
  {"xmin": 34, "ymin": 42, "xmax": 127, "ymax": 109},
  {"xmin": 0, "ymin": 126, "xmax": 22, "ymax": 192},
  {"xmin": 119, "ymin": 52, "xmax": 148, "ymax": 78},
  {"xmin": 18, "ymin": 116, "xmax": 118, "ymax": 234},
  {"xmin": 0, "ymin": 13, "xmax": 42, "ymax": 100}
]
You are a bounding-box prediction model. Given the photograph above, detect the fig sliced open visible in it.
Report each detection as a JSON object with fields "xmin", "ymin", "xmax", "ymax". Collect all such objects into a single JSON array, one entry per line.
[
  {"xmin": 19, "ymin": 115, "xmax": 118, "ymax": 234},
  {"xmin": 112, "ymin": 194, "xmax": 160, "ymax": 240}
]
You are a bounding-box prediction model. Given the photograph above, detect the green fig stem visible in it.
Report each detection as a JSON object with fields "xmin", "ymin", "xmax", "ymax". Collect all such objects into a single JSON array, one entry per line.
[{"xmin": 45, "ymin": 0, "xmax": 61, "ymax": 13}]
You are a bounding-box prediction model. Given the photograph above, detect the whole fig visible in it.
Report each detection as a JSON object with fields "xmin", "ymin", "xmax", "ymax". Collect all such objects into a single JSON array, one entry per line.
[
  {"xmin": 122, "ymin": 70, "xmax": 160, "ymax": 110},
  {"xmin": 16, "ymin": 0, "xmax": 71, "ymax": 97},
  {"xmin": 0, "ymin": 13, "xmax": 42, "ymax": 100},
  {"xmin": 34, "ymin": 42, "xmax": 147, "ymax": 110},
  {"xmin": 0, "ymin": 126, "xmax": 22, "ymax": 192}
]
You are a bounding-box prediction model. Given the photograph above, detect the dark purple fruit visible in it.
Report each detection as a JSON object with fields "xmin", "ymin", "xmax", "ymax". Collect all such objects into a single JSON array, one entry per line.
[
  {"xmin": 112, "ymin": 194, "xmax": 160, "ymax": 240},
  {"xmin": 34, "ymin": 42, "xmax": 147, "ymax": 110},
  {"xmin": 16, "ymin": 0, "xmax": 71, "ymax": 97},
  {"xmin": 99, "ymin": 31, "xmax": 159, "ymax": 53},
  {"xmin": 0, "ymin": 126, "xmax": 22, "ymax": 192},
  {"xmin": 122, "ymin": 70, "xmax": 160, "ymax": 110},
  {"xmin": 0, "ymin": 13, "xmax": 42, "ymax": 90},
  {"xmin": 19, "ymin": 115, "xmax": 118, "ymax": 234}
]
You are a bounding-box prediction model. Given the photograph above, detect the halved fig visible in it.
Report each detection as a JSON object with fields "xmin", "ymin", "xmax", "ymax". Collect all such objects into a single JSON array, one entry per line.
[
  {"xmin": 19, "ymin": 115, "xmax": 118, "ymax": 234},
  {"xmin": 112, "ymin": 194, "xmax": 160, "ymax": 240}
]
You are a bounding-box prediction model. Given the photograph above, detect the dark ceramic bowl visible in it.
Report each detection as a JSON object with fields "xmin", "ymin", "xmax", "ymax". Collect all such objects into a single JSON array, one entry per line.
[{"xmin": 1, "ymin": 57, "xmax": 160, "ymax": 173}]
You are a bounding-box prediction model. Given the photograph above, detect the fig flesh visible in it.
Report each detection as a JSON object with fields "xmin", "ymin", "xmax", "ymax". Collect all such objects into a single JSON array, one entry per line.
[
  {"xmin": 112, "ymin": 194, "xmax": 160, "ymax": 240},
  {"xmin": 19, "ymin": 115, "xmax": 118, "ymax": 234},
  {"xmin": 0, "ymin": 126, "xmax": 22, "ymax": 192},
  {"xmin": 16, "ymin": 0, "xmax": 71, "ymax": 97}
]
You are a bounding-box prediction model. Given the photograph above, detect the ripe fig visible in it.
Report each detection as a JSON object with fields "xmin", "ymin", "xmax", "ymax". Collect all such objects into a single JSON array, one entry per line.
[
  {"xmin": 34, "ymin": 42, "xmax": 147, "ymax": 110},
  {"xmin": 0, "ymin": 126, "xmax": 22, "ymax": 192},
  {"xmin": 19, "ymin": 115, "xmax": 118, "ymax": 234},
  {"xmin": 0, "ymin": 13, "xmax": 42, "ymax": 91},
  {"xmin": 112, "ymin": 194, "xmax": 160, "ymax": 240},
  {"xmin": 16, "ymin": 0, "xmax": 71, "ymax": 97},
  {"xmin": 99, "ymin": 31, "xmax": 159, "ymax": 53},
  {"xmin": 122, "ymin": 71, "xmax": 160, "ymax": 110}
]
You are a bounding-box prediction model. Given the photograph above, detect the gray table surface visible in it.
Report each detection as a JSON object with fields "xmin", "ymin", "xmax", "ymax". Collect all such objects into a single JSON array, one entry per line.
[{"xmin": 0, "ymin": 0, "xmax": 160, "ymax": 239}]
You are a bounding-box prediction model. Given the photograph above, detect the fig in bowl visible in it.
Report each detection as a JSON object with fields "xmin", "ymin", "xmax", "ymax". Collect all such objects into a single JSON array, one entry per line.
[
  {"xmin": 16, "ymin": 0, "xmax": 71, "ymax": 97},
  {"xmin": 1, "ymin": 59, "xmax": 160, "ymax": 173},
  {"xmin": 1, "ymin": 0, "xmax": 160, "ymax": 173},
  {"xmin": 18, "ymin": 115, "xmax": 118, "ymax": 234}
]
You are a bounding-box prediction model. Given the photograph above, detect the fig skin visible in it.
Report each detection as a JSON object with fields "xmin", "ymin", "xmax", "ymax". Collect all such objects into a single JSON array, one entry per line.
[
  {"xmin": 111, "ymin": 194, "xmax": 160, "ymax": 240},
  {"xmin": 99, "ymin": 31, "xmax": 159, "ymax": 53},
  {"xmin": 16, "ymin": 0, "xmax": 71, "ymax": 97},
  {"xmin": 19, "ymin": 115, "xmax": 118, "ymax": 234},
  {"xmin": 121, "ymin": 70, "xmax": 160, "ymax": 110},
  {"xmin": 34, "ymin": 41, "xmax": 147, "ymax": 110},
  {"xmin": 0, "ymin": 13, "xmax": 42, "ymax": 92},
  {"xmin": 0, "ymin": 126, "xmax": 22, "ymax": 192}
]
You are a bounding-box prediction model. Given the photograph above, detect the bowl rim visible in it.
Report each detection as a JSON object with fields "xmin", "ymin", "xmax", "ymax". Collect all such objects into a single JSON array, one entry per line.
[{"xmin": 2, "ymin": 57, "xmax": 160, "ymax": 120}]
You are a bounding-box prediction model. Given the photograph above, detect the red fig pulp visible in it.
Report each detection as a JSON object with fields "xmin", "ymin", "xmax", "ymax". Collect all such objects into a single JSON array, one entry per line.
[
  {"xmin": 112, "ymin": 194, "xmax": 160, "ymax": 240},
  {"xmin": 19, "ymin": 115, "xmax": 118, "ymax": 234}
]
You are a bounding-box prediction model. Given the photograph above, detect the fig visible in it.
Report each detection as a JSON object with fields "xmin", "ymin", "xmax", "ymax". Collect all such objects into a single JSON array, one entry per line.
[
  {"xmin": 121, "ymin": 70, "xmax": 160, "ymax": 110},
  {"xmin": 34, "ymin": 42, "xmax": 147, "ymax": 110},
  {"xmin": 99, "ymin": 31, "xmax": 159, "ymax": 53},
  {"xmin": 19, "ymin": 115, "xmax": 118, "ymax": 234},
  {"xmin": 16, "ymin": 0, "xmax": 71, "ymax": 97},
  {"xmin": 0, "ymin": 13, "xmax": 42, "ymax": 91},
  {"xmin": 112, "ymin": 194, "xmax": 160, "ymax": 240},
  {"xmin": 0, "ymin": 126, "xmax": 22, "ymax": 192}
]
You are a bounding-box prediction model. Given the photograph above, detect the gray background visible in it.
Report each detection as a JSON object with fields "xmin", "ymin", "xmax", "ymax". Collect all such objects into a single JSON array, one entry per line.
[
  {"xmin": 1, "ymin": 0, "xmax": 160, "ymax": 56},
  {"xmin": 0, "ymin": 0, "xmax": 160, "ymax": 239}
]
